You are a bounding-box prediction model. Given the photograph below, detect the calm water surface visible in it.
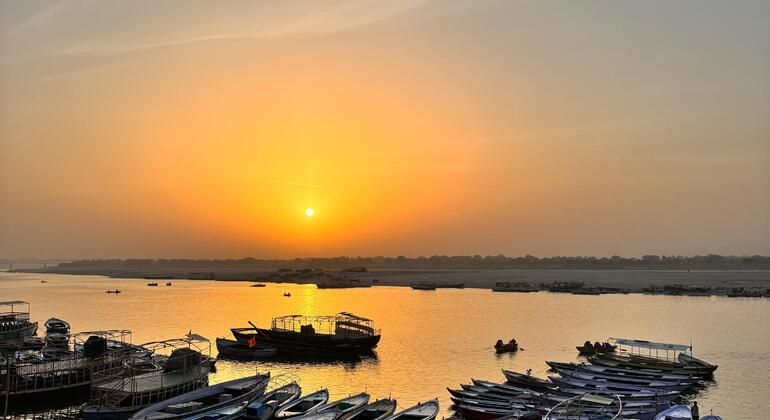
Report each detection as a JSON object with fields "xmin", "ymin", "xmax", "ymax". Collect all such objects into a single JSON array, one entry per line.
[{"xmin": 2, "ymin": 273, "xmax": 769, "ymax": 419}]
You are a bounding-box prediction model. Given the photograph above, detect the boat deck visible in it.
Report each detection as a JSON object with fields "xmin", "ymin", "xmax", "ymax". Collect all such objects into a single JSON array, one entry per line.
[{"xmin": 95, "ymin": 366, "xmax": 208, "ymax": 393}]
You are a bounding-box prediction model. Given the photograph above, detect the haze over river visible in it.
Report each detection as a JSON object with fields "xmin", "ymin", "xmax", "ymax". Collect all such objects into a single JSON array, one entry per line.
[{"xmin": 3, "ymin": 272, "xmax": 769, "ymax": 419}]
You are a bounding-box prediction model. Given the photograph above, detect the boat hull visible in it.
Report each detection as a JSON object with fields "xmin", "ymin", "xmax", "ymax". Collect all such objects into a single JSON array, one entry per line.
[{"xmin": 232, "ymin": 328, "xmax": 380, "ymax": 357}]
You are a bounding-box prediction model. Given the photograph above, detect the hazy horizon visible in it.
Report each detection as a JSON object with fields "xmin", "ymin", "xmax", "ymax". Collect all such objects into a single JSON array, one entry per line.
[{"xmin": 2, "ymin": 0, "xmax": 769, "ymax": 260}]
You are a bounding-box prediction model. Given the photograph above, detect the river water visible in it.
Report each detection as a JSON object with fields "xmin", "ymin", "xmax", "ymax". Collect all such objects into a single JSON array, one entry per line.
[{"xmin": 2, "ymin": 272, "xmax": 768, "ymax": 418}]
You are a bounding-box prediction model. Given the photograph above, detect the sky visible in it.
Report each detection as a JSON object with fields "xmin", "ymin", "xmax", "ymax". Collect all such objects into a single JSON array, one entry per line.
[{"xmin": 1, "ymin": 0, "xmax": 769, "ymax": 259}]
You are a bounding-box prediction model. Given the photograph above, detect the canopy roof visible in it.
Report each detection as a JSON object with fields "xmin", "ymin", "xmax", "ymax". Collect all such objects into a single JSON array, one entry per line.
[
  {"xmin": 0, "ymin": 300, "xmax": 30, "ymax": 306},
  {"xmin": 609, "ymin": 337, "xmax": 691, "ymax": 351}
]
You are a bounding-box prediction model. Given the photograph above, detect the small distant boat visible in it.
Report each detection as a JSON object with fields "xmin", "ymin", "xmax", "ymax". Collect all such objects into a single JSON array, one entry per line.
[
  {"xmin": 147, "ymin": 282, "xmax": 159, "ymax": 287},
  {"xmin": 165, "ymin": 282, "xmax": 172, "ymax": 286},
  {"xmin": 284, "ymin": 292, "xmax": 292, "ymax": 297},
  {"xmin": 382, "ymin": 399, "xmax": 439, "ymax": 420},
  {"xmin": 251, "ymin": 283, "xmax": 267, "ymax": 287},
  {"xmin": 492, "ymin": 282, "xmax": 538, "ymax": 293},
  {"xmin": 105, "ymin": 289, "xmax": 122, "ymax": 294},
  {"xmin": 216, "ymin": 337, "xmax": 277, "ymax": 359},
  {"xmin": 435, "ymin": 282, "xmax": 465, "ymax": 289},
  {"xmin": 40, "ymin": 280, "xmax": 47, "ymax": 283},
  {"xmin": 410, "ymin": 282, "xmax": 436, "ymax": 291},
  {"xmin": 274, "ymin": 389, "xmax": 329, "ymax": 418},
  {"xmin": 131, "ymin": 374, "xmax": 270, "ymax": 420},
  {"xmin": 316, "ymin": 392, "xmax": 370, "ymax": 420},
  {"xmin": 44, "ymin": 317, "xmax": 70, "ymax": 335},
  {"xmin": 348, "ymin": 399, "xmax": 397, "ymax": 420},
  {"xmin": 494, "ymin": 339, "xmax": 518, "ymax": 354}
]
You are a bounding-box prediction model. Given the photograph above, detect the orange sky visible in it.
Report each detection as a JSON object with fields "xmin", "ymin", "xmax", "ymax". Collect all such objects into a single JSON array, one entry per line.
[{"xmin": 1, "ymin": 1, "xmax": 769, "ymax": 258}]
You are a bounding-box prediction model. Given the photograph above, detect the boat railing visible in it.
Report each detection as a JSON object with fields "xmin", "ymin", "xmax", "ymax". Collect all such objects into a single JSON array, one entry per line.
[
  {"xmin": 271, "ymin": 313, "xmax": 379, "ymax": 337},
  {"xmin": 608, "ymin": 337, "xmax": 692, "ymax": 362}
]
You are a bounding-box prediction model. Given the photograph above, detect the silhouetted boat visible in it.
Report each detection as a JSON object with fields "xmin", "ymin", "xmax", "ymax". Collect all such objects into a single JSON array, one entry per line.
[
  {"xmin": 165, "ymin": 282, "xmax": 172, "ymax": 286},
  {"xmin": 251, "ymin": 283, "xmax": 267, "ymax": 287},
  {"xmin": 501, "ymin": 369, "xmax": 552, "ymax": 391},
  {"xmin": 216, "ymin": 337, "xmax": 277, "ymax": 359},
  {"xmin": 106, "ymin": 290, "xmax": 122, "ymax": 294},
  {"xmin": 231, "ymin": 313, "xmax": 381, "ymax": 357},
  {"xmin": 410, "ymin": 282, "xmax": 436, "ymax": 290},
  {"xmin": 131, "ymin": 374, "xmax": 270, "ymax": 420},
  {"xmin": 146, "ymin": 282, "xmax": 159, "ymax": 287}
]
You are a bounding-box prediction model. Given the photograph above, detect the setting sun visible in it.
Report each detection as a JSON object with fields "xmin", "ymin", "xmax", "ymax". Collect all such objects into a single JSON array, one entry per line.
[{"xmin": 305, "ymin": 208, "xmax": 315, "ymax": 217}]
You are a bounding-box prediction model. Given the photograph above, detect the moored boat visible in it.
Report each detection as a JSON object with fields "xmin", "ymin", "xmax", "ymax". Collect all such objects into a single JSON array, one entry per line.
[
  {"xmin": 130, "ymin": 373, "xmax": 270, "ymax": 419},
  {"xmin": 44, "ymin": 317, "xmax": 71, "ymax": 335},
  {"xmin": 501, "ymin": 370, "xmax": 552, "ymax": 391},
  {"xmin": 231, "ymin": 313, "xmax": 380, "ymax": 357},
  {"xmin": 216, "ymin": 337, "xmax": 277, "ymax": 359},
  {"xmin": 0, "ymin": 301, "xmax": 38, "ymax": 342},
  {"xmin": 242, "ymin": 380, "xmax": 302, "ymax": 420},
  {"xmin": 410, "ymin": 282, "xmax": 437, "ymax": 290},
  {"xmin": 348, "ymin": 398, "xmax": 397, "ymax": 420},
  {"xmin": 382, "ymin": 399, "xmax": 439, "ymax": 420},
  {"xmin": 316, "ymin": 392, "xmax": 370, "ymax": 420},
  {"xmin": 274, "ymin": 389, "xmax": 330, "ymax": 418}
]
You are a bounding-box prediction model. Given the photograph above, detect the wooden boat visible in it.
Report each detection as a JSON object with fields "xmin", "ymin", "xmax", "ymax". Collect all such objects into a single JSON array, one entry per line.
[
  {"xmin": 147, "ymin": 282, "xmax": 159, "ymax": 287},
  {"xmin": 382, "ymin": 399, "xmax": 439, "ymax": 420},
  {"xmin": 251, "ymin": 283, "xmax": 267, "ymax": 287},
  {"xmin": 316, "ymin": 392, "xmax": 370, "ymax": 420},
  {"xmin": 544, "ymin": 394, "xmax": 622, "ymax": 420},
  {"xmin": 545, "ymin": 361, "xmax": 694, "ymax": 382},
  {"xmin": 348, "ymin": 398, "xmax": 397, "ymax": 420},
  {"xmin": 165, "ymin": 282, "xmax": 172, "ymax": 286},
  {"xmin": 449, "ymin": 396, "xmax": 530, "ymax": 411},
  {"xmin": 130, "ymin": 374, "xmax": 270, "ymax": 419},
  {"xmin": 410, "ymin": 282, "xmax": 437, "ymax": 290},
  {"xmin": 494, "ymin": 341, "xmax": 518, "ymax": 354},
  {"xmin": 0, "ymin": 301, "xmax": 38, "ymax": 342},
  {"xmin": 106, "ymin": 290, "xmax": 122, "ymax": 294},
  {"xmin": 274, "ymin": 389, "xmax": 330, "ymax": 418},
  {"xmin": 231, "ymin": 313, "xmax": 381, "ymax": 357},
  {"xmin": 554, "ymin": 368, "xmax": 692, "ymax": 390},
  {"xmin": 593, "ymin": 337, "xmax": 718, "ymax": 376},
  {"xmin": 284, "ymin": 292, "xmax": 292, "ymax": 297},
  {"xmin": 44, "ymin": 317, "xmax": 71, "ymax": 335},
  {"xmin": 549, "ymin": 376, "xmax": 682, "ymax": 395},
  {"xmin": 242, "ymin": 381, "xmax": 302, "ymax": 420},
  {"xmin": 501, "ymin": 370, "xmax": 552, "ymax": 391},
  {"xmin": 447, "ymin": 388, "xmax": 520, "ymax": 403},
  {"xmin": 591, "ymin": 353, "xmax": 717, "ymax": 376},
  {"xmin": 81, "ymin": 334, "xmax": 213, "ymax": 419},
  {"xmin": 216, "ymin": 338, "xmax": 277, "ymax": 359}
]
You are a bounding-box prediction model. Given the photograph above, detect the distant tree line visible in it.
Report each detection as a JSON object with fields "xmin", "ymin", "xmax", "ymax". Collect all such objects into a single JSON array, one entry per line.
[{"xmin": 57, "ymin": 254, "xmax": 770, "ymax": 270}]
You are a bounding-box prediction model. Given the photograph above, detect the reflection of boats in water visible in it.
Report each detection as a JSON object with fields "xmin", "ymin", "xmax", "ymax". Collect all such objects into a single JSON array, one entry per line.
[
  {"xmin": 231, "ymin": 313, "xmax": 381, "ymax": 358},
  {"xmin": 0, "ymin": 300, "xmax": 38, "ymax": 342},
  {"xmin": 131, "ymin": 373, "xmax": 270, "ymax": 420},
  {"xmin": 81, "ymin": 334, "xmax": 213, "ymax": 419}
]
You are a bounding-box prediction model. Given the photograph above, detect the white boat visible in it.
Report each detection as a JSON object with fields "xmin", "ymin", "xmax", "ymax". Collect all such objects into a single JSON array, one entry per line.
[
  {"xmin": 130, "ymin": 374, "xmax": 270, "ymax": 419},
  {"xmin": 348, "ymin": 399, "xmax": 398, "ymax": 420},
  {"xmin": 0, "ymin": 301, "xmax": 38, "ymax": 342},
  {"xmin": 243, "ymin": 381, "xmax": 303, "ymax": 420},
  {"xmin": 382, "ymin": 399, "xmax": 439, "ymax": 420},
  {"xmin": 316, "ymin": 392, "xmax": 370, "ymax": 420},
  {"xmin": 274, "ymin": 389, "xmax": 330, "ymax": 418}
]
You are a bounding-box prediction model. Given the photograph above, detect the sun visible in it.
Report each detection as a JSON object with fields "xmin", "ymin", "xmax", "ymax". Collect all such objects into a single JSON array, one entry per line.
[{"xmin": 305, "ymin": 208, "xmax": 314, "ymax": 217}]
